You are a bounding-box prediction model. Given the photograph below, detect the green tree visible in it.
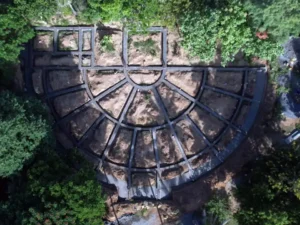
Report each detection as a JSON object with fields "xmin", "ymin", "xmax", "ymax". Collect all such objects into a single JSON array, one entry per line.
[
  {"xmin": 234, "ymin": 145, "xmax": 300, "ymax": 225},
  {"xmin": 1, "ymin": 149, "xmax": 106, "ymax": 225},
  {"xmin": 0, "ymin": 0, "xmax": 57, "ymax": 64},
  {"xmin": 244, "ymin": 0, "xmax": 300, "ymax": 42},
  {"xmin": 179, "ymin": 0, "xmax": 281, "ymax": 65},
  {"xmin": 0, "ymin": 91, "xmax": 52, "ymax": 177}
]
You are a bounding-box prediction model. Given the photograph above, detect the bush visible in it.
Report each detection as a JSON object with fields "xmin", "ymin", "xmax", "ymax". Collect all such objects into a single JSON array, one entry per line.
[
  {"xmin": 0, "ymin": 0, "xmax": 57, "ymax": 64},
  {"xmin": 244, "ymin": 0, "xmax": 300, "ymax": 42},
  {"xmin": 234, "ymin": 145, "xmax": 300, "ymax": 225},
  {"xmin": 0, "ymin": 91, "xmax": 52, "ymax": 177},
  {"xmin": 179, "ymin": 0, "xmax": 282, "ymax": 65},
  {"xmin": 1, "ymin": 149, "xmax": 106, "ymax": 225}
]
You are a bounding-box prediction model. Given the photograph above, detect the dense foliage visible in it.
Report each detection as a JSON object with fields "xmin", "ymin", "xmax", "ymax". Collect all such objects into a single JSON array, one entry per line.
[
  {"xmin": 0, "ymin": 91, "xmax": 52, "ymax": 177},
  {"xmin": 179, "ymin": 0, "xmax": 282, "ymax": 65},
  {"xmin": 0, "ymin": 0, "xmax": 57, "ymax": 64},
  {"xmin": 0, "ymin": 149, "xmax": 106, "ymax": 225},
  {"xmin": 244, "ymin": 0, "xmax": 300, "ymax": 42},
  {"xmin": 235, "ymin": 146, "xmax": 300, "ymax": 225}
]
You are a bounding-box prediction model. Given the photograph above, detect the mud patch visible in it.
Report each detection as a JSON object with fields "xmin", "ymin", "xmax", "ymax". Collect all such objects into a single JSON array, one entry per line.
[
  {"xmin": 53, "ymin": 90, "xmax": 90, "ymax": 117},
  {"xmin": 58, "ymin": 31, "xmax": 79, "ymax": 51},
  {"xmin": 157, "ymin": 83, "xmax": 191, "ymax": 118},
  {"xmin": 32, "ymin": 69, "xmax": 44, "ymax": 94},
  {"xmin": 216, "ymin": 128, "xmax": 237, "ymax": 151},
  {"xmin": 165, "ymin": 71, "xmax": 202, "ymax": 97},
  {"xmin": 161, "ymin": 164, "xmax": 188, "ymax": 180},
  {"xmin": 49, "ymin": 70, "xmax": 83, "ymax": 91},
  {"xmin": 189, "ymin": 106, "xmax": 226, "ymax": 141},
  {"xmin": 128, "ymin": 32, "xmax": 162, "ymax": 65},
  {"xmin": 200, "ymin": 89, "xmax": 238, "ymax": 119},
  {"xmin": 156, "ymin": 128, "xmax": 183, "ymax": 165},
  {"xmin": 82, "ymin": 119, "xmax": 115, "ymax": 156},
  {"xmin": 174, "ymin": 120, "xmax": 207, "ymax": 156},
  {"xmin": 128, "ymin": 70, "xmax": 161, "ymax": 85},
  {"xmin": 94, "ymin": 30, "xmax": 122, "ymax": 66},
  {"xmin": 133, "ymin": 131, "xmax": 156, "ymax": 168},
  {"xmin": 191, "ymin": 152, "xmax": 212, "ymax": 169},
  {"xmin": 207, "ymin": 69, "xmax": 243, "ymax": 93},
  {"xmin": 35, "ymin": 55, "xmax": 79, "ymax": 66},
  {"xmin": 125, "ymin": 90, "xmax": 165, "ymax": 126},
  {"xmin": 66, "ymin": 105, "xmax": 101, "ymax": 139},
  {"xmin": 100, "ymin": 163, "xmax": 127, "ymax": 180},
  {"xmin": 245, "ymin": 70, "xmax": 257, "ymax": 96},
  {"xmin": 234, "ymin": 103, "xmax": 251, "ymax": 127},
  {"xmin": 107, "ymin": 129, "xmax": 133, "ymax": 165},
  {"xmin": 132, "ymin": 173, "xmax": 156, "ymax": 187},
  {"xmin": 99, "ymin": 84, "xmax": 132, "ymax": 119},
  {"xmin": 87, "ymin": 70, "xmax": 125, "ymax": 96},
  {"xmin": 34, "ymin": 31, "xmax": 53, "ymax": 51}
]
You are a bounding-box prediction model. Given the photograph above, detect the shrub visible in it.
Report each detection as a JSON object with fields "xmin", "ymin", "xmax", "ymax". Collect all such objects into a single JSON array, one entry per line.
[
  {"xmin": 1, "ymin": 149, "xmax": 106, "ymax": 225},
  {"xmin": 234, "ymin": 145, "xmax": 300, "ymax": 225},
  {"xmin": 0, "ymin": 91, "xmax": 52, "ymax": 177},
  {"xmin": 179, "ymin": 0, "xmax": 282, "ymax": 65},
  {"xmin": 244, "ymin": 0, "xmax": 300, "ymax": 42},
  {"xmin": 101, "ymin": 35, "xmax": 115, "ymax": 52}
]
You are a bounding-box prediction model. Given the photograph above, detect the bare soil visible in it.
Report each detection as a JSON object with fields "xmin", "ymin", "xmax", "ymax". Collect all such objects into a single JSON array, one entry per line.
[
  {"xmin": 216, "ymin": 128, "xmax": 237, "ymax": 151},
  {"xmin": 128, "ymin": 32, "xmax": 162, "ymax": 66},
  {"xmin": 132, "ymin": 173, "xmax": 156, "ymax": 187},
  {"xmin": 53, "ymin": 90, "xmax": 90, "ymax": 117},
  {"xmin": 100, "ymin": 162, "xmax": 127, "ymax": 180},
  {"xmin": 161, "ymin": 164, "xmax": 188, "ymax": 180},
  {"xmin": 128, "ymin": 70, "xmax": 161, "ymax": 85},
  {"xmin": 49, "ymin": 70, "xmax": 83, "ymax": 91},
  {"xmin": 157, "ymin": 83, "xmax": 191, "ymax": 118},
  {"xmin": 58, "ymin": 31, "xmax": 79, "ymax": 51},
  {"xmin": 156, "ymin": 128, "xmax": 183, "ymax": 165},
  {"xmin": 200, "ymin": 89, "xmax": 238, "ymax": 119},
  {"xmin": 167, "ymin": 30, "xmax": 202, "ymax": 65},
  {"xmin": 87, "ymin": 70, "xmax": 125, "ymax": 96},
  {"xmin": 125, "ymin": 90, "xmax": 165, "ymax": 126},
  {"xmin": 66, "ymin": 105, "xmax": 101, "ymax": 139},
  {"xmin": 133, "ymin": 131, "xmax": 156, "ymax": 168},
  {"xmin": 99, "ymin": 84, "xmax": 132, "ymax": 119},
  {"xmin": 174, "ymin": 120, "xmax": 207, "ymax": 156},
  {"xmin": 245, "ymin": 70, "xmax": 257, "ymax": 96},
  {"xmin": 234, "ymin": 103, "xmax": 251, "ymax": 127},
  {"xmin": 94, "ymin": 30, "xmax": 122, "ymax": 66},
  {"xmin": 165, "ymin": 71, "xmax": 202, "ymax": 97},
  {"xmin": 34, "ymin": 31, "xmax": 53, "ymax": 51},
  {"xmin": 82, "ymin": 56, "xmax": 91, "ymax": 67},
  {"xmin": 189, "ymin": 106, "xmax": 225, "ymax": 141},
  {"xmin": 83, "ymin": 31, "xmax": 92, "ymax": 51},
  {"xmin": 32, "ymin": 69, "xmax": 44, "ymax": 94},
  {"xmin": 35, "ymin": 55, "xmax": 79, "ymax": 66},
  {"xmin": 107, "ymin": 129, "xmax": 133, "ymax": 165},
  {"xmin": 191, "ymin": 152, "xmax": 213, "ymax": 169},
  {"xmin": 207, "ymin": 69, "xmax": 243, "ymax": 93},
  {"xmin": 82, "ymin": 119, "xmax": 115, "ymax": 156},
  {"xmin": 54, "ymin": 126, "xmax": 74, "ymax": 149}
]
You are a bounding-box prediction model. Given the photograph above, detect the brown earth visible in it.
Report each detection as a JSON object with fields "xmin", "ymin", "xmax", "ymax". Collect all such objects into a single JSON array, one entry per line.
[
  {"xmin": 207, "ymin": 69, "xmax": 243, "ymax": 93},
  {"xmin": 32, "ymin": 69, "xmax": 44, "ymax": 94},
  {"xmin": 174, "ymin": 119, "xmax": 207, "ymax": 156},
  {"xmin": 161, "ymin": 164, "xmax": 189, "ymax": 180},
  {"xmin": 132, "ymin": 173, "xmax": 156, "ymax": 187},
  {"xmin": 82, "ymin": 119, "xmax": 115, "ymax": 156},
  {"xmin": 94, "ymin": 30, "xmax": 123, "ymax": 66},
  {"xmin": 107, "ymin": 129, "xmax": 133, "ymax": 165},
  {"xmin": 165, "ymin": 71, "xmax": 202, "ymax": 97},
  {"xmin": 157, "ymin": 83, "xmax": 191, "ymax": 118},
  {"xmin": 34, "ymin": 32, "xmax": 53, "ymax": 51},
  {"xmin": 133, "ymin": 131, "xmax": 156, "ymax": 168},
  {"xmin": 98, "ymin": 84, "xmax": 132, "ymax": 119},
  {"xmin": 128, "ymin": 70, "xmax": 161, "ymax": 85},
  {"xmin": 128, "ymin": 32, "xmax": 162, "ymax": 65},
  {"xmin": 35, "ymin": 55, "xmax": 79, "ymax": 66},
  {"xmin": 200, "ymin": 89, "xmax": 238, "ymax": 120},
  {"xmin": 125, "ymin": 90, "xmax": 165, "ymax": 126},
  {"xmin": 156, "ymin": 128, "xmax": 183, "ymax": 165},
  {"xmin": 83, "ymin": 31, "xmax": 92, "ymax": 51},
  {"xmin": 49, "ymin": 70, "xmax": 83, "ymax": 91},
  {"xmin": 53, "ymin": 90, "xmax": 90, "ymax": 117},
  {"xmin": 87, "ymin": 70, "xmax": 125, "ymax": 96},
  {"xmin": 189, "ymin": 106, "xmax": 226, "ymax": 141},
  {"xmin": 58, "ymin": 31, "xmax": 79, "ymax": 50}
]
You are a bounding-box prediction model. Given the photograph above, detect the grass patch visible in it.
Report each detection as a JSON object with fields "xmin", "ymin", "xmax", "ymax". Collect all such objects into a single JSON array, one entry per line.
[
  {"xmin": 101, "ymin": 36, "xmax": 115, "ymax": 52},
  {"xmin": 133, "ymin": 38, "xmax": 157, "ymax": 56}
]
